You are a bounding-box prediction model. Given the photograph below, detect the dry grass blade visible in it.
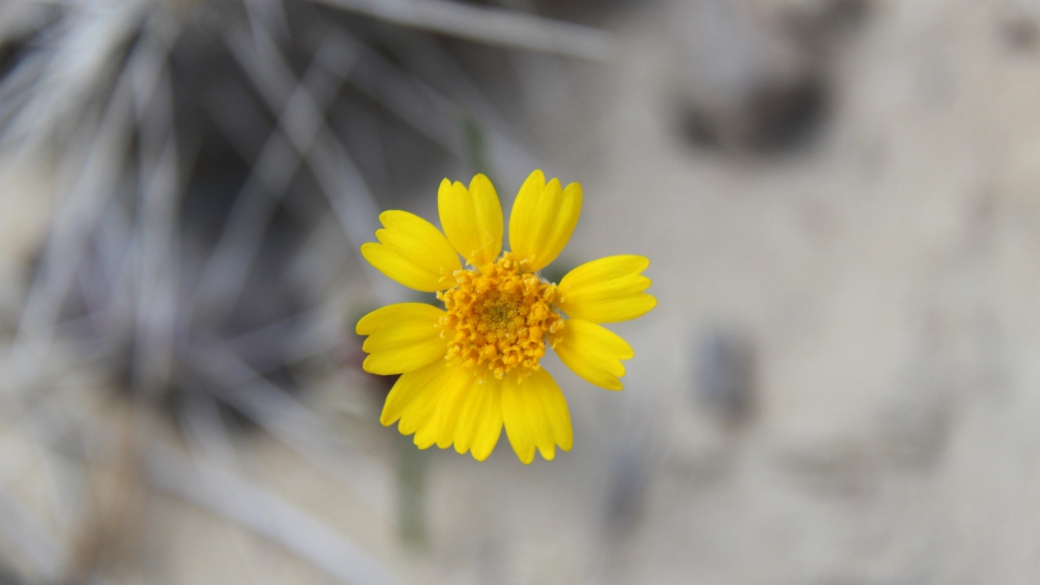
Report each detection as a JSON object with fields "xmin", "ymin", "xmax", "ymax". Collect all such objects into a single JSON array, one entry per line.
[
  {"xmin": 217, "ymin": 23, "xmax": 391, "ymax": 295},
  {"xmin": 0, "ymin": 1, "xmax": 150, "ymax": 150},
  {"xmin": 7, "ymin": 73, "xmax": 135, "ymax": 399},
  {"xmin": 146, "ymin": 443, "xmax": 401, "ymax": 585},
  {"xmin": 307, "ymin": 0, "xmax": 612, "ymax": 60},
  {"xmin": 188, "ymin": 347, "xmax": 394, "ymax": 516},
  {"xmin": 194, "ymin": 26, "xmax": 363, "ymax": 314},
  {"xmin": 335, "ymin": 30, "xmax": 543, "ymax": 195},
  {"xmin": 131, "ymin": 28, "xmax": 182, "ymax": 397}
]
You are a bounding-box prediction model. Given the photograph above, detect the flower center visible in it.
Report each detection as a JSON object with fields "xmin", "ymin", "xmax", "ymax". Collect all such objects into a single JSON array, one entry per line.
[{"xmin": 437, "ymin": 252, "xmax": 564, "ymax": 379}]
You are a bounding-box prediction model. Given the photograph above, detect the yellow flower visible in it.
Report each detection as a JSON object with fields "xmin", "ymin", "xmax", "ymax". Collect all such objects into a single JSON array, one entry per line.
[{"xmin": 357, "ymin": 170, "xmax": 656, "ymax": 463}]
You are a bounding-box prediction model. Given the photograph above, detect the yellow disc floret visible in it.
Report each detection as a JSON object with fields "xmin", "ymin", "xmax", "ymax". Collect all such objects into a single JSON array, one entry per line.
[{"xmin": 438, "ymin": 253, "xmax": 564, "ymax": 379}]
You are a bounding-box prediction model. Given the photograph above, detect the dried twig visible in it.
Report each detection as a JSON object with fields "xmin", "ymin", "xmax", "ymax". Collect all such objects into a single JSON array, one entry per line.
[
  {"xmin": 188, "ymin": 347, "xmax": 395, "ymax": 517},
  {"xmin": 307, "ymin": 0, "xmax": 612, "ymax": 60},
  {"xmin": 146, "ymin": 443, "xmax": 401, "ymax": 585}
]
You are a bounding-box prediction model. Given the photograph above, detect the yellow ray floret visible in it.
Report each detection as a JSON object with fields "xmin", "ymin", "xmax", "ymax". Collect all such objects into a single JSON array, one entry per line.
[
  {"xmin": 356, "ymin": 303, "xmax": 447, "ymax": 375},
  {"xmin": 359, "ymin": 170, "xmax": 655, "ymax": 463},
  {"xmin": 361, "ymin": 211, "xmax": 460, "ymax": 292},
  {"xmin": 501, "ymin": 368, "xmax": 573, "ymax": 464},
  {"xmin": 556, "ymin": 255, "xmax": 656, "ymax": 323},
  {"xmin": 381, "ymin": 360, "xmax": 448, "ymax": 427},
  {"xmin": 438, "ymin": 174, "xmax": 503, "ymax": 267},
  {"xmin": 550, "ymin": 319, "xmax": 634, "ymax": 391},
  {"xmin": 509, "ymin": 170, "xmax": 583, "ymax": 273},
  {"xmin": 436, "ymin": 375, "xmax": 503, "ymax": 460}
]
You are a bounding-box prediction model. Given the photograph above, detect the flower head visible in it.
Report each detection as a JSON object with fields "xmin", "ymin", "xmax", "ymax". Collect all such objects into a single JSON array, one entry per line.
[{"xmin": 357, "ymin": 170, "xmax": 656, "ymax": 463}]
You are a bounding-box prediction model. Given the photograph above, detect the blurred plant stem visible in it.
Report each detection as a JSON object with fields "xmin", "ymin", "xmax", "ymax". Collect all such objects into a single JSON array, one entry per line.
[
  {"xmin": 391, "ymin": 115, "xmax": 484, "ymax": 552},
  {"xmin": 463, "ymin": 114, "xmax": 495, "ymax": 181},
  {"xmin": 396, "ymin": 433, "xmax": 427, "ymax": 550}
]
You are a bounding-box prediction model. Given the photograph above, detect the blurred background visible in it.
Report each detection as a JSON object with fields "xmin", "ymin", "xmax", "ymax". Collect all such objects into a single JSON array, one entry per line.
[{"xmin": 2, "ymin": 0, "xmax": 1040, "ymax": 583}]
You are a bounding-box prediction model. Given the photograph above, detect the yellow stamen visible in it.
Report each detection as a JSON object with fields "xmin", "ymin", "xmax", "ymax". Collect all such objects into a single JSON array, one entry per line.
[{"xmin": 438, "ymin": 252, "xmax": 564, "ymax": 379}]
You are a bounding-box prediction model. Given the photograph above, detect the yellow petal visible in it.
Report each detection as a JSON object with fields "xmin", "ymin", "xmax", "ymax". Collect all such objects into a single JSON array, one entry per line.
[
  {"xmin": 501, "ymin": 368, "xmax": 573, "ymax": 464},
  {"xmin": 449, "ymin": 376, "xmax": 503, "ymax": 461},
  {"xmin": 425, "ymin": 366, "xmax": 476, "ymax": 449},
  {"xmin": 438, "ymin": 174, "xmax": 503, "ymax": 266},
  {"xmin": 381, "ymin": 359, "xmax": 449, "ymax": 426},
  {"xmin": 508, "ymin": 170, "xmax": 582, "ymax": 272},
  {"xmin": 552, "ymin": 319, "xmax": 634, "ymax": 391},
  {"xmin": 361, "ymin": 211, "xmax": 461, "ymax": 292},
  {"xmin": 413, "ymin": 408, "xmax": 441, "ymax": 449},
  {"xmin": 357, "ymin": 303, "xmax": 446, "ymax": 375},
  {"xmin": 397, "ymin": 365, "xmax": 468, "ymax": 449},
  {"xmin": 435, "ymin": 369, "xmax": 471, "ymax": 449},
  {"xmin": 556, "ymin": 255, "xmax": 657, "ymax": 323}
]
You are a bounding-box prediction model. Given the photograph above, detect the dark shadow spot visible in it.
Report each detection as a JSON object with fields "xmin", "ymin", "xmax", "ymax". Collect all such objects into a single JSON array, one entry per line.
[
  {"xmin": 678, "ymin": 106, "xmax": 721, "ymax": 149},
  {"xmin": 820, "ymin": 0, "xmax": 870, "ymax": 30},
  {"xmin": 743, "ymin": 76, "xmax": 827, "ymax": 152},
  {"xmin": 695, "ymin": 328, "xmax": 756, "ymax": 425},
  {"xmin": 1002, "ymin": 18, "xmax": 1040, "ymax": 52},
  {"xmin": 676, "ymin": 76, "xmax": 828, "ymax": 154}
]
